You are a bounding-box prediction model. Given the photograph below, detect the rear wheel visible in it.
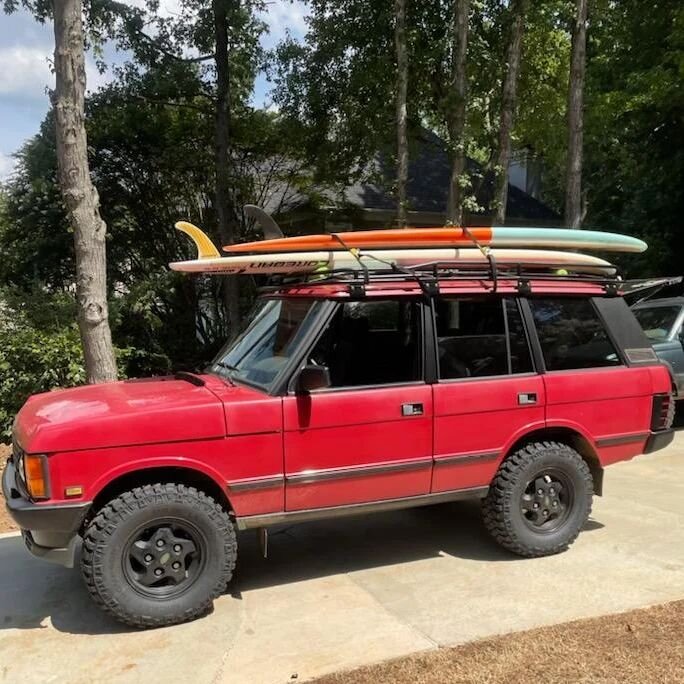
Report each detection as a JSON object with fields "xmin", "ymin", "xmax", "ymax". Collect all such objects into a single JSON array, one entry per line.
[
  {"xmin": 483, "ymin": 441, "xmax": 593, "ymax": 557},
  {"xmin": 81, "ymin": 483, "xmax": 236, "ymax": 628}
]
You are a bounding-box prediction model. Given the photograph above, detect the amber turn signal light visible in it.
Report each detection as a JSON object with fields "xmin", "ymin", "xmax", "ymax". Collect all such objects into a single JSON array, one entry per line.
[{"xmin": 24, "ymin": 454, "xmax": 49, "ymax": 499}]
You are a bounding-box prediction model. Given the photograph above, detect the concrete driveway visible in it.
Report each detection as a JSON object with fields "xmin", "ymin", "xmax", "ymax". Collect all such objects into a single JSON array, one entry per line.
[{"xmin": 1, "ymin": 435, "xmax": 683, "ymax": 684}]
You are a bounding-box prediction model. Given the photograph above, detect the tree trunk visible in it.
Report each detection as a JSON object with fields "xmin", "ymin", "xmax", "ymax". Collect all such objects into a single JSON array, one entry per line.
[
  {"xmin": 446, "ymin": 0, "xmax": 470, "ymax": 226},
  {"xmin": 53, "ymin": 0, "xmax": 118, "ymax": 383},
  {"xmin": 213, "ymin": 0, "xmax": 240, "ymax": 331},
  {"xmin": 492, "ymin": 0, "xmax": 528, "ymax": 224},
  {"xmin": 394, "ymin": 0, "xmax": 409, "ymax": 227},
  {"xmin": 565, "ymin": 0, "xmax": 588, "ymax": 229}
]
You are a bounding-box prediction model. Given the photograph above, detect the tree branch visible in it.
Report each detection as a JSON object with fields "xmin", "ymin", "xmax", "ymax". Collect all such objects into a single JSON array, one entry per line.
[{"xmin": 130, "ymin": 94, "xmax": 210, "ymax": 113}]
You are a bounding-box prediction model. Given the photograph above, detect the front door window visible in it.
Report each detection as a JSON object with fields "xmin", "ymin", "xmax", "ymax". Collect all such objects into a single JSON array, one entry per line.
[{"xmin": 309, "ymin": 299, "xmax": 423, "ymax": 387}]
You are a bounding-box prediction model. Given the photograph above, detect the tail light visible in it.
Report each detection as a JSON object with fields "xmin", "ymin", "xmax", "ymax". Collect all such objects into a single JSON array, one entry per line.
[{"xmin": 651, "ymin": 393, "xmax": 675, "ymax": 432}]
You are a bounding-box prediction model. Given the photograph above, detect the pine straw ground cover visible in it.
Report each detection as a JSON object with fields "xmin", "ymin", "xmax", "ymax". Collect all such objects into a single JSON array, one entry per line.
[
  {"xmin": 0, "ymin": 443, "xmax": 17, "ymax": 533},
  {"xmin": 314, "ymin": 600, "xmax": 684, "ymax": 684}
]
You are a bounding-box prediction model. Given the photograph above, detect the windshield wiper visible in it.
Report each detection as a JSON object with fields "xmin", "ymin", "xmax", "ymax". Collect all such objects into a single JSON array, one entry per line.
[
  {"xmin": 215, "ymin": 361, "xmax": 239, "ymax": 372},
  {"xmin": 211, "ymin": 360, "xmax": 239, "ymax": 385}
]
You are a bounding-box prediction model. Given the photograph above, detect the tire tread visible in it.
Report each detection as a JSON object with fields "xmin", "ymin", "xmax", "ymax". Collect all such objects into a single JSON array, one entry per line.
[
  {"xmin": 482, "ymin": 441, "xmax": 593, "ymax": 558},
  {"xmin": 80, "ymin": 483, "xmax": 236, "ymax": 629}
]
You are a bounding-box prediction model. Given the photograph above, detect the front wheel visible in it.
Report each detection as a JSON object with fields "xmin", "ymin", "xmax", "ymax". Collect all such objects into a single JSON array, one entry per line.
[
  {"xmin": 483, "ymin": 441, "xmax": 593, "ymax": 558},
  {"xmin": 81, "ymin": 483, "xmax": 237, "ymax": 628}
]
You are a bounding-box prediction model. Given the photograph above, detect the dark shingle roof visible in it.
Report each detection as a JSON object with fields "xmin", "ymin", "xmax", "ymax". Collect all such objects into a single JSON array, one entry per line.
[
  {"xmin": 343, "ymin": 130, "xmax": 557, "ymax": 220},
  {"xmin": 263, "ymin": 130, "xmax": 559, "ymax": 222}
]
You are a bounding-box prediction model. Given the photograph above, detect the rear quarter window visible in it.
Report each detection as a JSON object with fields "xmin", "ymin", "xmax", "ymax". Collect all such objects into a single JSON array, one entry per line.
[{"xmin": 529, "ymin": 298, "xmax": 622, "ymax": 371}]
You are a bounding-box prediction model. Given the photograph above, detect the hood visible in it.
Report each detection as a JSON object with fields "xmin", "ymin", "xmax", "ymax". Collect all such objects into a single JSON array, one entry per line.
[{"xmin": 14, "ymin": 376, "xmax": 226, "ymax": 453}]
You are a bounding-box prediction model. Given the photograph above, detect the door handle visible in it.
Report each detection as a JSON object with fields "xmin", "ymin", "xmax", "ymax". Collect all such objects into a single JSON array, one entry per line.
[
  {"xmin": 518, "ymin": 392, "xmax": 538, "ymax": 405},
  {"xmin": 401, "ymin": 403, "xmax": 424, "ymax": 416}
]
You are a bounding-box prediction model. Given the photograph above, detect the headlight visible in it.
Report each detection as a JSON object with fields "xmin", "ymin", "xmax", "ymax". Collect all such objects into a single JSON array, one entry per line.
[{"xmin": 23, "ymin": 454, "xmax": 50, "ymax": 500}]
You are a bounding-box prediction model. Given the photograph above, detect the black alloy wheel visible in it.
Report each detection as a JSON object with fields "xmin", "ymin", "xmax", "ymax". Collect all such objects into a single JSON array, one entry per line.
[
  {"xmin": 123, "ymin": 519, "xmax": 207, "ymax": 599},
  {"xmin": 483, "ymin": 441, "xmax": 593, "ymax": 557}
]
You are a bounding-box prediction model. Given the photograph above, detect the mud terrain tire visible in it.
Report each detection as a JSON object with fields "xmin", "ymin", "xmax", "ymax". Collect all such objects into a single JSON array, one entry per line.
[
  {"xmin": 483, "ymin": 441, "xmax": 593, "ymax": 557},
  {"xmin": 81, "ymin": 483, "xmax": 236, "ymax": 629}
]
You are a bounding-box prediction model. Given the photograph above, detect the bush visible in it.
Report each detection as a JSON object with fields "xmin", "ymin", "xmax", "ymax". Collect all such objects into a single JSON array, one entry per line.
[
  {"xmin": 0, "ymin": 318, "xmax": 86, "ymax": 438},
  {"xmin": 0, "ymin": 288, "xmax": 169, "ymax": 439}
]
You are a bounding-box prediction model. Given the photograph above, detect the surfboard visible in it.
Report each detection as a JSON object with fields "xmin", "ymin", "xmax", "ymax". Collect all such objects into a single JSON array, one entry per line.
[
  {"xmin": 170, "ymin": 247, "xmax": 615, "ymax": 276},
  {"xmin": 221, "ymin": 226, "xmax": 647, "ymax": 254}
]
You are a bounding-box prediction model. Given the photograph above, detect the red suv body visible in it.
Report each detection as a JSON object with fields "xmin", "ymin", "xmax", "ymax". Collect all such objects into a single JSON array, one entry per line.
[{"xmin": 3, "ymin": 275, "xmax": 675, "ymax": 627}]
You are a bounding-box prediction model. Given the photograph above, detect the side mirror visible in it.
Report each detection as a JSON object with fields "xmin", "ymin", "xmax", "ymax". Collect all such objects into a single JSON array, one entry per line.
[{"xmin": 296, "ymin": 364, "xmax": 331, "ymax": 393}]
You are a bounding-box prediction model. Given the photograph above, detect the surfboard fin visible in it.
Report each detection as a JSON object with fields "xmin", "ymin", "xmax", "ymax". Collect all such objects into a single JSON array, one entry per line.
[
  {"xmin": 175, "ymin": 221, "xmax": 221, "ymax": 260},
  {"xmin": 243, "ymin": 205, "xmax": 284, "ymax": 240}
]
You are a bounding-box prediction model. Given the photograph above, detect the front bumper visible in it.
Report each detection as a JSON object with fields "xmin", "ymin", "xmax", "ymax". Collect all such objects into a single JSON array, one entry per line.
[
  {"xmin": 2, "ymin": 458, "xmax": 91, "ymax": 568},
  {"xmin": 643, "ymin": 428, "xmax": 675, "ymax": 454}
]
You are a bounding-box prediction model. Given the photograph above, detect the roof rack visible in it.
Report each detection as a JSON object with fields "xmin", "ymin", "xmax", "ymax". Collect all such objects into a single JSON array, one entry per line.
[{"xmin": 259, "ymin": 258, "xmax": 622, "ymax": 298}]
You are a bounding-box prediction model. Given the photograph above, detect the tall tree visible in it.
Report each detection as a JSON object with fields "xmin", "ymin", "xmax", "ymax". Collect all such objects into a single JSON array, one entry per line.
[
  {"xmin": 446, "ymin": 0, "xmax": 470, "ymax": 225},
  {"xmin": 565, "ymin": 0, "xmax": 588, "ymax": 228},
  {"xmin": 394, "ymin": 0, "xmax": 409, "ymax": 226},
  {"xmin": 492, "ymin": 0, "xmax": 528, "ymax": 224},
  {"xmin": 53, "ymin": 0, "xmax": 117, "ymax": 382},
  {"xmin": 213, "ymin": 0, "xmax": 240, "ymax": 329}
]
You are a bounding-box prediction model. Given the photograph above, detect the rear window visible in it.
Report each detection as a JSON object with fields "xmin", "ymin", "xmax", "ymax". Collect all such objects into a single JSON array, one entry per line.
[
  {"xmin": 633, "ymin": 306, "xmax": 681, "ymax": 342},
  {"xmin": 529, "ymin": 298, "xmax": 621, "ymax": 371}
]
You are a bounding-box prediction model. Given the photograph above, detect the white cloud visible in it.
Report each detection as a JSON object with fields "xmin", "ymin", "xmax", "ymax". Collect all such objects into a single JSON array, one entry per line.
[
  {"xmin": 123, "ymin": 0, "xmax": 185, "ymax": 19},
  {"xmin": 0, "ymin": 47, "xmax": 52, "ymax": 99},
  {"xmin": 0, "ymin": 152, "xmax": 17, "ymax": 182},
  {"xmin": 260, "ymin": 0, "xmax": 309, "ymax": 46},
  {"xmin": 0, "ymin": 45, "xmax": 115, "ymax": 101},
  {"xmin": 84, "ymin": 60, "xmax": 113, "ymax": 94}
]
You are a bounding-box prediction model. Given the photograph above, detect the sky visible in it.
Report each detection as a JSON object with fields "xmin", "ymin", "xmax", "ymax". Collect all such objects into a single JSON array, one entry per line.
[{"xmin": 0, "ymin": 0, "xmax": 309, "ymax": 181}]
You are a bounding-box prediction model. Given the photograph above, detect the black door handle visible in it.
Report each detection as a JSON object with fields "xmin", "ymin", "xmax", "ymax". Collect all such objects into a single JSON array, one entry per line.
[{"xmin": 402, "ymin": 403, "xmax": 424, "ymax": 416}]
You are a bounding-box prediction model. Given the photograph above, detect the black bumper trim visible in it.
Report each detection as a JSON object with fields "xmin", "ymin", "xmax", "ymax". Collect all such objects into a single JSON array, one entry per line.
[
  {"xmin": 643, "ymin": 429, "xmax": 675, "ymax": 454},
  {"xmin": 2, "ymin": 459, "xmax": 91, "ymax": 536},
  {"xmin": 22, "ymin": 530, "xmax": 80, "ymax": 569}
]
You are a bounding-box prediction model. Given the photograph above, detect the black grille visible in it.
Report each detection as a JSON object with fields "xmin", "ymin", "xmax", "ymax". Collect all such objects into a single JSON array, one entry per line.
[{"xmin": 11, "ymin": 436, "xmax": 29, "ymax": 498}]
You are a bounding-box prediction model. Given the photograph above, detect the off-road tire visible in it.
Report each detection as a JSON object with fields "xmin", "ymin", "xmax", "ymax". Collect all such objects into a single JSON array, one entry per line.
[
  {"xmin": 81, "ymin": 483, "xmax": 237, "ymax": 629},
  {"xmin": 483, "ymin": 441, "xmax": 593, "ymax": 558}
]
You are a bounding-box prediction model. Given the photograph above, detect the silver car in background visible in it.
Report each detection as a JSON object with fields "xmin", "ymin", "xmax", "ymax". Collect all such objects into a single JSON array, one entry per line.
[{"xmin": 633, "ymin": 297, "xmax": 684, "ymax": 398}]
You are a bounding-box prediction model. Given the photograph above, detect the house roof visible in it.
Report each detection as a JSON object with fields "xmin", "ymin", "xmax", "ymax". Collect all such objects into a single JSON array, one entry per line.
[{"xmin": 264, "ymin": 130, "xmax": 559, "ymax": 223}]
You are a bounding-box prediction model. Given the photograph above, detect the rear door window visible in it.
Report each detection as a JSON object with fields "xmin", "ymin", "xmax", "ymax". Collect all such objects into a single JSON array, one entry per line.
[
  {"xmin": 529, "ymin": 298, "xmax": 621, "ymax": 371},
  {"xmin": 434, "ymin": 298, "xmax": 533, "ymax": 379}
]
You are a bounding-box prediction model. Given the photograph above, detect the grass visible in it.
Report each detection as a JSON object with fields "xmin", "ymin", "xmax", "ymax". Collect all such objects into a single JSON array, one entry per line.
[{"xmin": 313, "ymin": 600, "xmax": 684, "ymax": 684}]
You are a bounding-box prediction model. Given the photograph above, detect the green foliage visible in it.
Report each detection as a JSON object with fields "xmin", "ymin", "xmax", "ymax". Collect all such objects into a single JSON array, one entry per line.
[
  {"xmin": 583, "ymin": 0, "xmax": 684, "ymax": 275},
  {"xmin": 0, "ymin": 289, "xmax": 86, "ymax": 437},
  {"xmin": 0, "ymin": 286, "xmax": 178, "ymax": 436},
  {"xmin": 1, "ymin": 0, "xmax": 683, "ymax": 441}
]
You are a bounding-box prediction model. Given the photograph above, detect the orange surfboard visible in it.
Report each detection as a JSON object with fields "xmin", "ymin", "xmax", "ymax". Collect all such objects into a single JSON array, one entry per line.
[
  {"xmin": 223, "ymin": 226, "xmax": 647, "ymax": 254},
  {"xmin": 224, "ymin": 227, "xmax": 493, "ymax": 253}
]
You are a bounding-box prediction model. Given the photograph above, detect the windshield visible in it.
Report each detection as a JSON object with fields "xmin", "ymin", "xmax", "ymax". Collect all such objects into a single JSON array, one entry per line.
[
  {"xmin": 634, "ymin": 306, "xmax": 681, "ymax": 342},
  {"xmin": 209, "ymin": 298, "xmax": 322, "ymax": 391}
]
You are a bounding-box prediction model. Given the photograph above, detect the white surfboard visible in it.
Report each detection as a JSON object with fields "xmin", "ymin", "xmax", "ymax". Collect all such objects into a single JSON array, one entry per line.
[{"xmin": 169, "ymin": 247, "xmax": 615, "ymax": 276}]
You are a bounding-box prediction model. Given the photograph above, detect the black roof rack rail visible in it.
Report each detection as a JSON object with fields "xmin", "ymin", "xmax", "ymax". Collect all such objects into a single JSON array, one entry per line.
[{"xmin": 257, "ymin": 258, "xmax": 623, "ymax": 298}]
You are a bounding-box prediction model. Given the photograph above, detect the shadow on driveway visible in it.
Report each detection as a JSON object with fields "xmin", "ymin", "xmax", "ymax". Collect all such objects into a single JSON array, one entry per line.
[
  {"xmin": 231, "ymin": 499, "xmax": 604, "ymax": 594},
  {"xmin": 0, "ymin": 500, "xmax": 604, "ymax": 635}
]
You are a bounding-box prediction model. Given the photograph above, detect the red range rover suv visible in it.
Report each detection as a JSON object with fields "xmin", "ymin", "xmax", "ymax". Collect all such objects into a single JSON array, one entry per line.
[{"xmin": 3, "ymin": 269, "xmax": 675, "ymax": 627}]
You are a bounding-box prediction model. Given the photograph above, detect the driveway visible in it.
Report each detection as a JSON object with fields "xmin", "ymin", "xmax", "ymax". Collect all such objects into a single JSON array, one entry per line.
[{"xmin": 1, "ymin": 434, "xmax": 683, "ymax": 684}]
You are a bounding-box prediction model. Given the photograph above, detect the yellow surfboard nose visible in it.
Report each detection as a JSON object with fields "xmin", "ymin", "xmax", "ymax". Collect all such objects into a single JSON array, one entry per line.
[{"xmin": 175, "ymin": 221, "xmax": 221, "ymax": 259}]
